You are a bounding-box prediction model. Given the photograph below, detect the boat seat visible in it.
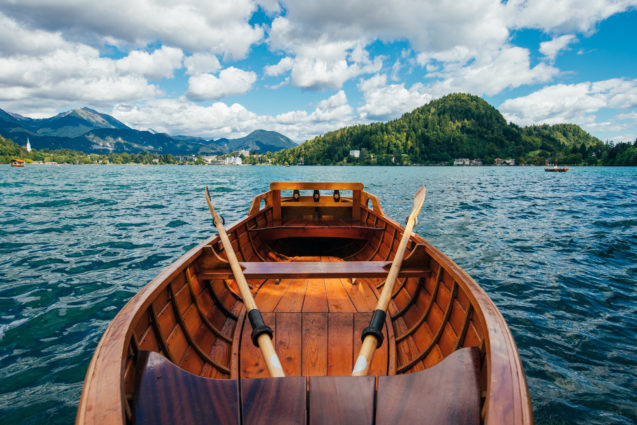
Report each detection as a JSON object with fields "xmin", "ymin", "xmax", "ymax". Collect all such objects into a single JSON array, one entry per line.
[
  {"xmin": 241, "ymin": 376, "xmax": 307, "ymax": 425},
  {"xmin": 309, "ymin": 375, "xmax": 376, "ymax": 425},
  {"xmin": 199, "ymin": 261, "xmax": 431, "ymax": 279},
  {"xmin": 134, "ymin": 351, "xmax": 240, "ymax": 425},
  {"xmin": 134, "ymin": 347, "xmax": 480, "ymax": 425},
  {"xmin": 375, "ymin": 347, "xmax": 481, "ymax": 425},
  {"xmin": 248, "ymin": 225, "xmax": 384, "ymax": 240}
]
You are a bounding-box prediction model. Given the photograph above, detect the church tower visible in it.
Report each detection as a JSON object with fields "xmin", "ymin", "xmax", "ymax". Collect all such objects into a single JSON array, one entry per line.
[{"xmin": 26, "ymin": 138, "xmax": 31, "ymax": 152}]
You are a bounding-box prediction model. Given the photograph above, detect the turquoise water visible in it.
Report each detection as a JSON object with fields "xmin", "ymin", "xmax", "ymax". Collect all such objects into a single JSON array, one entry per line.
[{"xmin": 0, "ymin": 165, "xmax": 635, "ymax": 424}]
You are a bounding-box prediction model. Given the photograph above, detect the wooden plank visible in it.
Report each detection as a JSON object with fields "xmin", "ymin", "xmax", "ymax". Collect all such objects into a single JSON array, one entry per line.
[
  {"xmin": 200, "ymin": 261, "xmax": 430, "ymax": 280},
  {"xmin": 352, "ymin": 189, "xmax": 361, "ymax": 221},
  {"xmin": 327, "ymin": 313, "xmax": 354, "ymax": 376},
  {"xmin": 254, "ymin": 278, "xmax": 292, "ymax": 312},
  {"xmin": 343, "ymin": 279, "xmax": 379, "ymax": 312},
  {"xmin": 355, "ymin": 313, "xmax": 388, "ymax": 376},
  {"xmin": 241, "ymin": 376, "xmax": 307, "ymax": 425},
  {"xmin": 249, "ymin": 226, "xmax": 382, "ymax": 240},
  {"xmin": 302, "ymin": 279, "xmax": 328, "ymax": 313},
  {"xmin": 272, "ymin": 190, "xmax": 281, "ymax": 221},
  {"xmin": 309, "ymin": 375, "xmax": 375, "ymax": 425},
  {"xmin": 275, "ymin": 313, "xmax": 302, "ymax": 376},
  {"xmin": 275, "ymin": 279, "xmax": 307, "ymax": 312},
  {"xmin": 376, "ymin": 347, "xmax": 481, "ymax": 425},
  {"xmin": 302, "ymin": 313, "xmax": 328, "ymax": 376},
  {"xmin": 134, "ymin": 351, "xmax": 239, "ymax": 425},
  {"xmin": 325, "ymin": 277, "xmax": 356, "ymax": 312},
  {"xmin": 270, "ymin": 182, "xmax": 364, "ymax": 190},
  {"xmin": 240, "ymin": 312, "xmax": 275, "ymax": 378}
]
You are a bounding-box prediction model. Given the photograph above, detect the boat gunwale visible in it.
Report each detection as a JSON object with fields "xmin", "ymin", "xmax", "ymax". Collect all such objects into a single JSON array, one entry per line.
[
  {"xmin": 374, "ymin": 208, "xmax": 532, "ymax": 425},
  {"xmin": 77, "ymin": 188, "xmax": 532, "ymax": 425},
  {"xmin": 75, "ymin": 214, "xmax": 254, "ymax": 425}
]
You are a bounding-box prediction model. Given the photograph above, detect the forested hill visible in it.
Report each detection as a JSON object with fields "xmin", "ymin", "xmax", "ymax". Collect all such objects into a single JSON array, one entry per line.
[{"xmin": 272, "ymin": 93, "xmax": 635, "ymax": 165}]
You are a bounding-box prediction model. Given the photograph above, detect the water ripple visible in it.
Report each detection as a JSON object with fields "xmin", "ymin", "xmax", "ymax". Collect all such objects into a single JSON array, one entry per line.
[{"xmin": 0, "ymin": 165, "xmax": 635, "ymax": 424}]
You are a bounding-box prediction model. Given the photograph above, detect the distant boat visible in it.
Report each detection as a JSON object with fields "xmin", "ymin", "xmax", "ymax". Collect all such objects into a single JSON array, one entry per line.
[
  {"xmin": 544, "ymin": 165, "xmax": 569, "ymax": 172},
  {"xmin": 10, "ymin": 159, "xmax": 25, "ymax": 167}
]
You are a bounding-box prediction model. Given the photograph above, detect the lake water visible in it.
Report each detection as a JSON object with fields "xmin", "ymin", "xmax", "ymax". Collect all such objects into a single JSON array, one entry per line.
[{"xmin": 0, "ymin": 165, "xmax": 635, "ymax": 424}]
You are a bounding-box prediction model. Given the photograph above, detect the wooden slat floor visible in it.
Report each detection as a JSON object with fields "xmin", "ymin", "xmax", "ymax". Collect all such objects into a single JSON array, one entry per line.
[{"xmin": 238, "ymin": 275, "xmax": 390, "ymax": 378}]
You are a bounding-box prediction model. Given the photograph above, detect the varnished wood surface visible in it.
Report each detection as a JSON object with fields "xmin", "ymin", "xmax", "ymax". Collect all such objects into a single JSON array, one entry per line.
[
  {"xmin": 376, "ymin": 347, "xmax": 481, "ymax": 425},
  {"xmin": 241, "ymin": 376, "xmax": 307, "ymax": 425},
  {"xmin": 134, "ymin": 351, "xmax": 240, "ymax": 425},
  {"xmin": 77, "ymin": 182, "xmax": 532, "ymax": 425},
  {"xmin": 309, "ymin": 376, "xmax": 375, "ymax": 425},
  {"xmin": 239, "ymin": 312, "xmax": 390, "ymax": 378},
  {"xmin": 199, "ymin": 260, "xmax": 430, "ymax": 279}
]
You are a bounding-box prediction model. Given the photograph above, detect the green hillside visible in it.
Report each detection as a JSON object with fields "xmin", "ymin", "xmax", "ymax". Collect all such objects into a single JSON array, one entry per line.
[{"xmin": 271, "ymin": 93, "xmax": 635, "ymax": 166}]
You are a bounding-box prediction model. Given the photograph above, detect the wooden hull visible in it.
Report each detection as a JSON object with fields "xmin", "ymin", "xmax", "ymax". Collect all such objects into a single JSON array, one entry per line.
[
  {"xmin": 544, "ymin": 167, "xmax": 568, "ymax": 172},
  {"xmin": 77, "ymin": 182, "xmax": 532, "ymax": 425}
]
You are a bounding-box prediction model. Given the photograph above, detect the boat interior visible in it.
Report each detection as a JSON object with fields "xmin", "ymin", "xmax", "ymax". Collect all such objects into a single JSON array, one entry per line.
[{"xmin": 78, "ymin": 182, "xmax": 531, "ymax": 425}]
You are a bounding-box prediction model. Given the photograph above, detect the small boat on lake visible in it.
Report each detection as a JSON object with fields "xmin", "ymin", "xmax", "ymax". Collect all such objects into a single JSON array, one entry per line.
[
  {"xmin": 544, "ymin": 165, "xmax": 569, "ymax": 172},
  {"xmin": 10, "ymin": 158, "xmax": 25, "ymax": 167},
  {"xmin": 77, "ymin": 182, "xmax": 532, "ymax": 425}
]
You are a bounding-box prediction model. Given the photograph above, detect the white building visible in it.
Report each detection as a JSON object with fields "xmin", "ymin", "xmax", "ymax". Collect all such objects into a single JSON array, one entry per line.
[
  {"xmin": 238, "ymin": 149, "xmax": 250, "ymax": 157},
  {"xmin": 349, "ymin": 149, "xmax": 360, "ymax": 158},
  {"xmin": 26, "ymin": 138, "xmax": 31, "ymax": 152},
  {"xmin": 453, "ymin": 158, "xmax": 470, "ymax": 165},
  {"xmin": 224, "ymin": 156, "xmax": 242, "ymax": 165}
]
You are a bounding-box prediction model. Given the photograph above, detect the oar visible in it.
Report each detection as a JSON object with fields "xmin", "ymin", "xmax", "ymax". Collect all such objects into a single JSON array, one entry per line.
[
  {"xmin": 205, "ymin": 187, "xmax": 285, "ymax": 377},
  {"xmin": 352, "ymin": 185, "xmax": 426, "ymax": 376}
]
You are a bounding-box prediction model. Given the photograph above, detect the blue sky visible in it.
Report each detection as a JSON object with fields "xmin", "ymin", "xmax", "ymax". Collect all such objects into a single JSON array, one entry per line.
[{"xmin": 0, "ymin": 0, "xmax": 635, "ymax": 143}]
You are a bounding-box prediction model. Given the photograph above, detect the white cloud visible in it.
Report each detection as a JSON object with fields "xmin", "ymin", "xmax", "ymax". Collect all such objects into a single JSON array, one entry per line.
[
  {"xmin": 264, "ymin": 57, "xmax": 294, "ymax": 77},
  {"xmin": 0, "ymin": 0, "xmax": 263, "ymax": 59},
  {"xmin": 428, "ymin": 46, "xmax": 559, "ymax": 96},
  {"xmin": 358, "ymin": 74, "xmax": 432, "ymax": 121},
  {"xmin": 0, "ymin": 12, "xmax": 67, "ymax": 55},
  {"xmin": 187, "ymin": 67, "xmax": 257, "ymax": 101},
  {"xmin": 505, "ymin": 0, "xmax": 637, "ymax": 33},
  {"xmin": 272, "ymin": 0, "xmax": 509, "ymax": 54},
  {"xmin": 117, "ymin": 46, "xmax": 184, "ymax": 80},
  {"xmin": 112, "ymin": 100, "xmax": 259, "ymax": 138},
  {"xmin": 112, "ymin": 91, "xmax": 356, "ymax": 142},
  {"xmin": 184, "ymin": 53, "xmax": 221, "ymax": 75},
  {"xmin": 0, "ymin": 43, "xmax": 161, "ymax": 114},
  {"xmin": 500, "ymin": 79, "xmax": 637, "ymax": 126},
  {"xmin": 539, "ymin": 35, "xmax": 577, "ymax": 61},
  {"xmin": 267, "ymin": 30, "xmax": 383, "ymax": 89}
]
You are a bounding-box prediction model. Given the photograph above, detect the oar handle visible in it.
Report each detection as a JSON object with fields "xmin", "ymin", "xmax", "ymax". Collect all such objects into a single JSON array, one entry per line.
[
  {"xmin": 205, "ymin": 187, "xmax": 285, "ymax": 377},
  {"xmin": 353, "ymin": 185, "xmax": 426, "ymax": 376}
]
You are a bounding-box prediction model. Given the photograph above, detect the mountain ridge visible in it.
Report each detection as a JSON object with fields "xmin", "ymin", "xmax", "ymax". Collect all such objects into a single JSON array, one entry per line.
[
  {"xmin": 271, "ymin": 93, "xmax": 612, "ymax": 165},
  {"xmin": 0, "ymin": 107, "xmax": 295, "ymax": 154}
]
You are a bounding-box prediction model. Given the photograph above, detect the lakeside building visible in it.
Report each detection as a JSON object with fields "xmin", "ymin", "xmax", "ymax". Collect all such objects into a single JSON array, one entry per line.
[
  {"xmin": 224, "ymin": 156, "xmax": 242, "ymax": 165},
  {"xmin": 349, "ymin": 149, "xmax": 360, "ymax": 158},
  {"xmin": 202, "ymin": 155, "xmax": 218, "ymax": 164},
  {"xmin": 453, "ymin": 158, "xmax": 470, "ymax": 165}
]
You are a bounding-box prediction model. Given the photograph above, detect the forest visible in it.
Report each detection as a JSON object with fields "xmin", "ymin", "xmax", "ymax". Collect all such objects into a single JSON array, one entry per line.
[{"xmin": 266, "ymin": 94, "xmax": 636, "ymax": 166}]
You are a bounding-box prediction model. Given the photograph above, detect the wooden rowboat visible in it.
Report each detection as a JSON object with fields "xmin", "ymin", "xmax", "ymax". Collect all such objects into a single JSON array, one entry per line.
[{"xmin": 77, "ymin": 182, "xmax": 532, "ymax": 425}]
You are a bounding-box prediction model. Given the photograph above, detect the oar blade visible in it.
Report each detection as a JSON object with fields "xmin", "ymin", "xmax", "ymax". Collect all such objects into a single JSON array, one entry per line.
[{"xmin": 413, "ymin": 185, "xmax": 426, "ymax": 207}]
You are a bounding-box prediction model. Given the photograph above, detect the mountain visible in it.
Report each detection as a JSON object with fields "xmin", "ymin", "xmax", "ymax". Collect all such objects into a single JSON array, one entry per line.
[
  {"xmin": 227, "ymin": 130, "xmax": 295, "ymax": 152},
  {"xmin": 36, "ymin": 108, "xmax": 131, "ymax": 137},
  {"xmin": 0, "ymin": 107, "xmax": 293, "ymax": 154},
  {"xmin": 273, "ymin": 93, "xmax": 607, "ymax": 166}
]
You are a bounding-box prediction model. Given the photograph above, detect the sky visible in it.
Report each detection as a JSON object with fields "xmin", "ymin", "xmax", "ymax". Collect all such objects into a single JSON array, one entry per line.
[{"xmin": 0, "ymin": 0, "xmax": 635, "ymax": 144}]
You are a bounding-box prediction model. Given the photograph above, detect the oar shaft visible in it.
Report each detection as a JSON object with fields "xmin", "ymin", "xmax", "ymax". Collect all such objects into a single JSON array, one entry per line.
[
  {"xmin": 205, "ymin": 187, "xmax": 284, "ymax": 377},
  {"xmin": 353, "ymin": 186, "xmax": 425, "ymax": 376}
]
